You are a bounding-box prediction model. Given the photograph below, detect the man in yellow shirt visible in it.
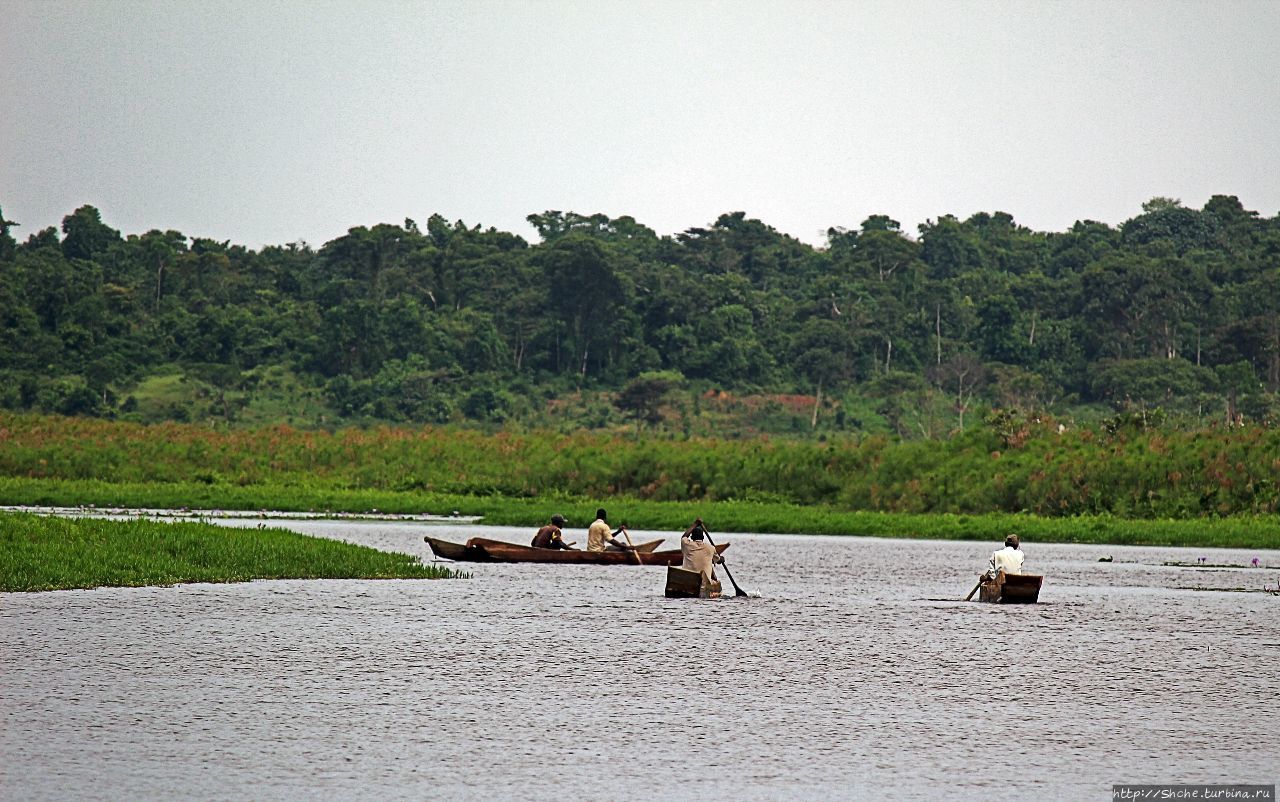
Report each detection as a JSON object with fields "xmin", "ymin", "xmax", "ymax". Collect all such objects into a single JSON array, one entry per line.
[{"xmin": 586, "ymin": 508, "xmax": 633, "ymax": 553}]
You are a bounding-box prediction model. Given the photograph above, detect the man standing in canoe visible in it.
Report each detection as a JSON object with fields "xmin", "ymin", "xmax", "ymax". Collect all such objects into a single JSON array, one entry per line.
[
  {"xmin": 680, "ymin": 518, "xmax": 723, "ymax": 583},
  {"xmin": 587, "ymin": 508, "xmax": 634, "ymax": 553},
  {"xmin": 987, "ymin": 534, "xmax": 1025, "ymax": 577},
  {"xmin": 531, "ymin": 514, "xmax": 575, "ymax": 550}
]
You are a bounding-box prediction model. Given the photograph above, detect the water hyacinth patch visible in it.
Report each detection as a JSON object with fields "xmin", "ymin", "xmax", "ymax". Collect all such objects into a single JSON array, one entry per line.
[{"xmin": 0, "ymin": 511, "xmax": 467, "ymax": 592}]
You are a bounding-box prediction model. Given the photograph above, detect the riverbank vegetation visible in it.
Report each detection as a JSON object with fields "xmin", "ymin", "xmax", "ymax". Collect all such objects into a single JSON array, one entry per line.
[
  {"xmin": 3, "ymin": 412, "xmax": 1280, "ymax": 549},
  {"xmin": 4, "ymin": 480, "xmax": 1277, "ymax": 550},
  {"xmin": 4, "ymin": 412, "xmax": 1278, "ymax": 519},
  {"xmin": 0, "ymin": 511, "xmax": 466, "ymax": 592},
  {"xmin": 4, "ymin": 193, "xmax": 1279, "ymax": 554}
]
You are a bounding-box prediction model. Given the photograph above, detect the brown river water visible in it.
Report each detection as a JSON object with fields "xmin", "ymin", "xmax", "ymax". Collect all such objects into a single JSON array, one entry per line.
[{"xmin": 2, "ymin": 519, "xmax": 1277, "ymax": 800}]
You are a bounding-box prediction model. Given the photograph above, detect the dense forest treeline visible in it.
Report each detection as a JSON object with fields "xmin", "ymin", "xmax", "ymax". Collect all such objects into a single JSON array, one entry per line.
[{"xmin": 1, "ymin": 197, "xmax": 1278, "ymax": 435}]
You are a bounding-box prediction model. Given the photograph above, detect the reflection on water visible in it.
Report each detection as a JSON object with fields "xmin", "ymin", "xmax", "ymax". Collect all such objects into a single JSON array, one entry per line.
[{"xmin": 2, "ymin": 520, "xmax": 1277, "ymax": 801}]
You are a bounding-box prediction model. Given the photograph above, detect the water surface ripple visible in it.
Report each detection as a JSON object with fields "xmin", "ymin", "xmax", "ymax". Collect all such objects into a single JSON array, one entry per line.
[{"xmin": 3, "ymin": 521, "xmax": 1277, "ymax": 800}]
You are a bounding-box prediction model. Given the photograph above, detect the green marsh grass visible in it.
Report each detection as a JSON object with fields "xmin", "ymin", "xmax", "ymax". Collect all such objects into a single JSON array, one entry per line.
[
  {"xmin": 3, "ymin": 479, "xmax": 1278, "ymax": 550},
  {"xmin": 4, "ymin": 412, "xmax": 1280, "ymax": 520},
  {"xmin": 0, "ymin": 511, "xmax": 467, "ymax": 592},
  {"xmin": 2, "ymin": 413, "xmax": 1279, "ymax": 550}
]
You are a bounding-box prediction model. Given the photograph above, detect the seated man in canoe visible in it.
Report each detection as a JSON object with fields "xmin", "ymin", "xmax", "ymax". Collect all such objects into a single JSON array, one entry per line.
[
  {"xmin": 680, "ymin": 518, "xmax": 723, "ymax": 584},
  {"xmin": 587, "ymin": 508, "xmax": 635, "ymax": 553},
  {"xmin": 530, "ymin": 514, "xmax": 575, "ymax": 550},
  {"xmin": 975, "ymin": 533, "xmax": 1043, "ymax": 603},
  {"xmin": 987, "ymin": 534, "xmax": 1025, "ymax": 577}
]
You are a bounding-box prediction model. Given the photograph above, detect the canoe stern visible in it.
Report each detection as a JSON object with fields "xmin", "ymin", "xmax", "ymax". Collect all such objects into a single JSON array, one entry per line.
[{"xmin": 664, "ymin": 566, "xmax": 722, "ymax": 598}]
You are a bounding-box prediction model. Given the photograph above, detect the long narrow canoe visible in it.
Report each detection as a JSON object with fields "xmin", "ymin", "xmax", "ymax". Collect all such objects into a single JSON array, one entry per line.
[
  {"xmin": 424, "ymin": 536, "xmax": 660, "ymax": 562},
  {"xmin": 467, "ymin": 536, "xmax": 665, "ymax": 554},
  {"xmin": 426, "ymin": 535, "xmax": 728, "ymax": 565}
]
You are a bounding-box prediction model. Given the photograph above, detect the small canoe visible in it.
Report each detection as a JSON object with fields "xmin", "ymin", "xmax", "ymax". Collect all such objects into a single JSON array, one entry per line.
[
  {"xmin": 664, "ymin": 566, "xmax": 722, "ymax": 598},
  {"xmin": 426, "ymin": 535, "xmax": 728, "ymax": 565},
  {"xmin": 977, "ymin": 571, "xmax": 1044, "ymax": 604}
]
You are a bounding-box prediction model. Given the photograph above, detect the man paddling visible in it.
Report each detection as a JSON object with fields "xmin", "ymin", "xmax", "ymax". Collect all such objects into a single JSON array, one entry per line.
[
  {"xmin": 987, "ymin": 534, "xmax": 1025, "ymax": 577},
  {"xmin": 531, "ymin": 514, "xmax": 574, "ymax": 550},
  {"xmin": 587, "ymin": 508, "xmax": 634, "ymax": 553},
  {"xmin": 680, "ymin": 518, "xmax": 723, "ymax": 584}
]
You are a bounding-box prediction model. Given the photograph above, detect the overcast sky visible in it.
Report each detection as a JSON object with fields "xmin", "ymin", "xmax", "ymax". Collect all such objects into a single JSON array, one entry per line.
[{"xmin": 3, "ymin": 0, "xmax": 1278, "ymax": 249}]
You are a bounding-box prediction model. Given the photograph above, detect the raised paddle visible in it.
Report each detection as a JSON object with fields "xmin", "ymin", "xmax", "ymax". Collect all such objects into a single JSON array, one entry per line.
[
  {"xmin": 702, "ymin": 527, "xmax": 748, "ymax": 597},
  {"xmin": 620, "ymin": 526, "xmax": 643, "ymax": 566}
]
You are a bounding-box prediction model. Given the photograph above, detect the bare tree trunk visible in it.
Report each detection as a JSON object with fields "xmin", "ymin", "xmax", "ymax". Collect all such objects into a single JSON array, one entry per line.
[
  {"xmin": 1028, "ymin": 311, "xmax": 1037, "ymax": 346},
  {"xmin": 935, "ymin": 303, "xmax": 942, "ymax": 365},
  {"xmin": 580, "ymin": 345, "xmax": 589, "ymax": 377},
  {"xmin": 884, "ymin": 336, "xmax": 893, "ymax": 372},
  {"xmin": 155, "ymin": 257, "xmax": 165, "ymax": 311},
  {"xmin": 513, "ymin": 338, "xmax": 526, "ymax": 371},
  {"xmin": 811, "ymin": 380, "xmax": 822, "ymax": 428}
]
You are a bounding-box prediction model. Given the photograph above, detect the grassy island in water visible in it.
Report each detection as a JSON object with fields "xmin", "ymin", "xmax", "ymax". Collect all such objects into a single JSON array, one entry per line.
[{"xmin": 0, "ymin": 512, "xmax": 466, "ymax": 592}]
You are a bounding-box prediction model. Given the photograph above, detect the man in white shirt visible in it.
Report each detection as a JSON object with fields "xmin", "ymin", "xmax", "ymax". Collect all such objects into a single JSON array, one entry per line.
[{"xmin": 988, "ymin": 534, "xmax": 1025, "ymax": 577}]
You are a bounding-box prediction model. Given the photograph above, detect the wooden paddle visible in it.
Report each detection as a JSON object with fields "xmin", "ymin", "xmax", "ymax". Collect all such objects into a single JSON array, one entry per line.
[
  {"xmin": 702, "ymin": 528, "xmax": 748, "ymax": 597},
  {"xmin": 620, "ymin": 526, "xmax": 643, "ymax": 566},
  {"xmin": 964, "ymin": 577, "xmax": 984, "ymax": 601}
]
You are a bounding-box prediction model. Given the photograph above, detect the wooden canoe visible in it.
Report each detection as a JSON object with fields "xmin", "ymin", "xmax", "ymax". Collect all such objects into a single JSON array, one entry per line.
[
  {"xmin": 426, "ymin": 535, "xmax": 662, "ymax": 562},
  {"xmin": 664, "ymin": 566, "xmax": 722, "ymax": 598},
  {"xmin": 425, "ymin": 536, "xmax": 492, "ymax": 562},
  {"xmin": 426, "ymin": 535, "xmax": 728, "ymax": 565},
  {"xmin": 467, "ymin": 536, "xmax": 665, "ymax": 554},
  {"xmin": 977, "ymin": 571, "xmax": 1044, "ymax": 604}
]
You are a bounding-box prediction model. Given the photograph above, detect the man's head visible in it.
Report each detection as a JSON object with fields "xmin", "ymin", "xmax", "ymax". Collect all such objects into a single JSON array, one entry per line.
[
  {"xmin": 596, "ymin": 508, "xmax": 608, "ymax": 522},
  {"xmin": 691, "ymin": 529, "xmax": 705, "ymax": 541},
  {"xmin": 1005, "ymin": 534, "xmax": 1020, "ymax": 549},
  {"xmin": 551, "ymin": 514, "xmax": 566, "ymax": 527}
]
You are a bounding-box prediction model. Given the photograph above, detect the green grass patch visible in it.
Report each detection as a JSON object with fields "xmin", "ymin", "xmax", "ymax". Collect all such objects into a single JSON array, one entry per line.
[
  {"xmin": 2, "ymin": 478, "xmax": 1278, "ymax": 550},
  {"xmin": 0, "ymin": 511, "xmax": 467, "ymax": 592}
]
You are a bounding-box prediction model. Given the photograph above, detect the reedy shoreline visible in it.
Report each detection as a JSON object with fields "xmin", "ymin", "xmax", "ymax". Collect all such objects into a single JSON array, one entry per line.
[{"xmin": 3, "ymin": 478, "xmax": 1278, "ymax": 550}]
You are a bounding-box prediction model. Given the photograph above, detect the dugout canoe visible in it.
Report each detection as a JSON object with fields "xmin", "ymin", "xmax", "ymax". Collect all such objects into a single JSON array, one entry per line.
[
  {"xmin": 664, "ymin": 566, "xmax": 722, "ymax": 598},
  {"xmin": 425, "ymin": 535, "xmax": 728, "ymax": 565},
  {"xmin": 425, "ymin": 536, "xmax": 661, "ymax": 562},
  {"xmin": 467, "ymin": 536, "xmax": 665, "ymax": 554},
  {"xmin": 977, "ymin": 571, "xmax": 1044, "ymax": 604},
  {"xmin": 425, "ymin": 537, "xmax": 492, "ymax": 562}
]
